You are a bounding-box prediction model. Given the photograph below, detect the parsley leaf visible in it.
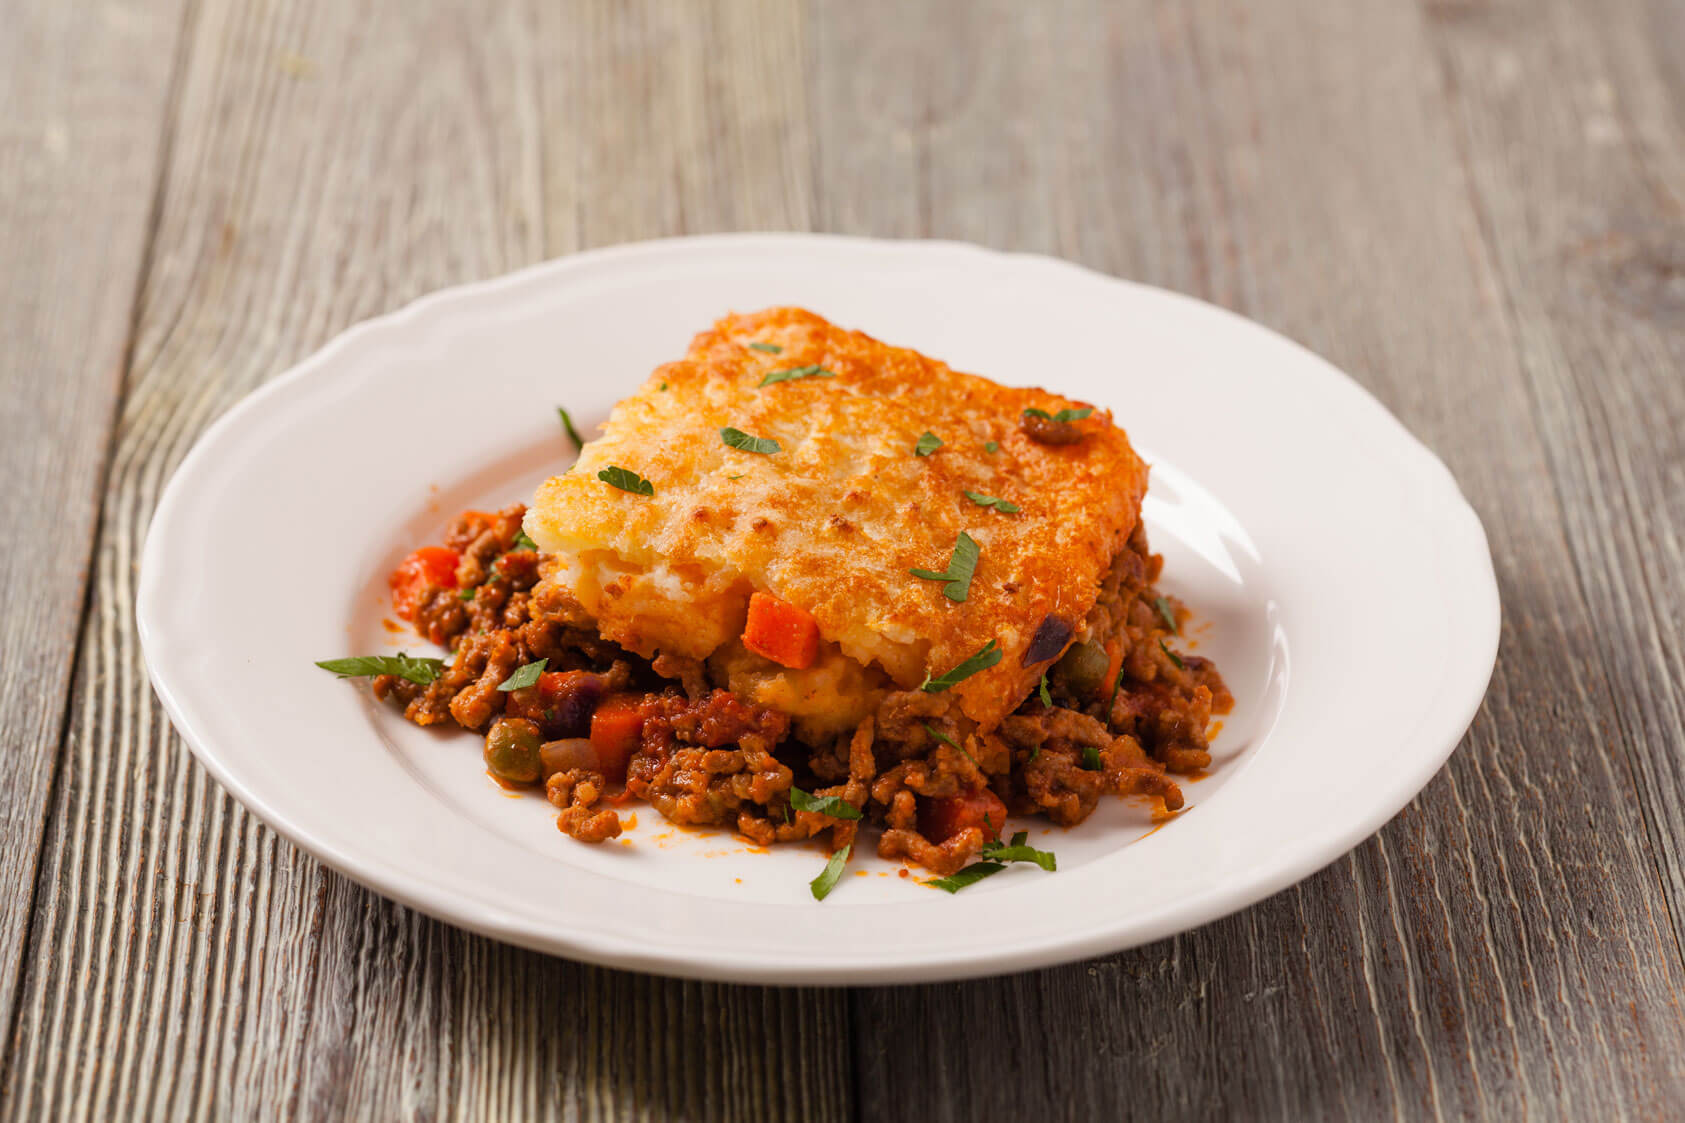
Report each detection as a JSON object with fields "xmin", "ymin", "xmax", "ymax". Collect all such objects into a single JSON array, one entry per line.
[
  {"xmin": 984, "ymin": 440, "xmax": 1000, "ymax": 454},
  {"xmin": 908, "ymin": 531, "xmax": 979, "ymax": 602},
  {"xmin": 920, "ymin": 639, "xmax": 1002, "ymax": 693},
  {"xmin": 1160, "ymin": 639, "xmax": 1186, "ymax": 670},
  {"xmin": 810, "ymin": 843, "xmax": 852, "ymax": 901},
  {"xmin": 557, "ymin": 406, "xmax": 585, "ymax": 450},
  {"xmin": 931, "ymin": 862, "xmax": 1007, "ymax": 893},
  {"xmin": 759, "ymin": 364, "xmax": 836, "ymax": 387},
  {"xmin": 1154, "ymin": 595, "xmax": 1179, "ymax": 632},
  {"xmin": 915, "ymin": 431, "xmax": 943, "ymax": 456},
  {"xmin": 1081, "ymin": 745, "xmax": 1104, "ymax": 771},
  {"xmin": 922, "ymin": 722, "xmax": 978, "ymax": 766},
  {"xmin": 748, "ymin": 341, "xmax": 782, "ymax": 354},
  {"xmin": 1023, "ymin": 406, "xmax": 1094, "ymax": 424},
  {"xmin": 720, "ymin": 427, "xmax": 781, "ymax": 455},
  {"xmin": 981, "ymin": 833, "xmax": 1057, "ymax": 872},
  {"xmin": 1038, "ymin": 673, "xmax": 1052, "ymax": 708},
  {"xmin": 497, "ymin": 658, "xmax": 547, "ymax": 692},
  {"xmin": 316, "ymin": 653, "xmax": 443, "ymax": 686},
  {"xmin": 598, "ymin": 465, "xmax": 654, "ymax": 495},
  {"xmin": 513, "ymin": 529, "xmax": 539, "ymax": 551},
  {"xmin": 459, "ymin": 587, "xmax": 476, "ymax": 601},
  {"xmin": 790, "ymin": 787, "xmax": 862, "ymax": 821},
  {"xmin": 964, "ymin": 490, "xmax": 1019, "ymax": 514},
  {"xmin": 1106, "ymin": 647, "xmax": 1128, "ymax": 714}
]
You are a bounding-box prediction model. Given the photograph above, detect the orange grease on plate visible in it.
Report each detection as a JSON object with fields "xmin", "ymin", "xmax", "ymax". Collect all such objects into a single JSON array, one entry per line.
[{"xmin": 622, "ymin": 812, "xmax": 638, "ymax": 830}]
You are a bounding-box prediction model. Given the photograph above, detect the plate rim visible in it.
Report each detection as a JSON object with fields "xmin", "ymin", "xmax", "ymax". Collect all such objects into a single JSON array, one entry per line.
[{"xmin": 137, "ymin": 232, "xmax": 1500, "ymax": 983}]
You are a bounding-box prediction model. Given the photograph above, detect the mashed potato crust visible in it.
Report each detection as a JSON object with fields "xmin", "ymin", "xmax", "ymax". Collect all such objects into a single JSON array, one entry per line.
[{"xmin": 525, "ymin": 307, "xmax": 1149, "ymax": 732}]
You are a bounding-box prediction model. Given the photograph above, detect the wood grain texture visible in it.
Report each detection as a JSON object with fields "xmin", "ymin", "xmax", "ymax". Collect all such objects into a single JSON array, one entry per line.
[
  {"xmin": 4, "ymin": 0, "xmax": 1685, "ymax": 1119},
  {"xmin": 820, "ymin": 0, "xmax": 1685, "ymax": 1119},
  {"xmin": 0, "ymin": 0, "xmax": 191, "ymax": 1066},
  {"xmin": 0, "ymin": 2, "xmax": 845, "ymax": 1121}
]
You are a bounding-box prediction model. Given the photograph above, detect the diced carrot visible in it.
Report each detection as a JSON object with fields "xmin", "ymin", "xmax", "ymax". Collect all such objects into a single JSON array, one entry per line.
[
  {"xmin": 389, "ymin": 546, "xmax": 460, "ymax": 620},
  {"xmin": 589, "ymin": 694, "xmax": 648, "ymax": 784},
  {"xmin": 1099, "ymin": 638, "xmax": 1123, "ymax": 699},
  {"xmin": 741, "ymin": 591, "xmax": 820, "ymax": 669},
  {"xmin": 918, "ymin": 789, "xmax": 1008, "ymax": 845}
]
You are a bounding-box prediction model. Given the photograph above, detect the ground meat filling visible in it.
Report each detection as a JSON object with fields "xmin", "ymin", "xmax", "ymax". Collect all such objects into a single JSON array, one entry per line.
[{"xmin": 370, "ymin": 504, "xmax": 1232, "ymax": 874}]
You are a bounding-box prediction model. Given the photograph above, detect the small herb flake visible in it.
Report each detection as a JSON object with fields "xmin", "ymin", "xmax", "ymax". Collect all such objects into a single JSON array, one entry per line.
[
  {"xmin": 1081, "ymin": 745, "xmax": 1104, "ymax": 771},
  {"xmin": 315, "ymin": 653, "xmax": 443, "ymax": 686},
  {"xmin": 790, "ymin": 787, "xmax": 862, "ymax": 821},
  {"xmin": 759, "ymin": 364, "xmax": 836, "ymax": 387},
  {"xmin": 720, "ymin": 427, "xmax": 781, "ymax": 455},
  {"xmin": 597, "ymin": 465, "xmax": 654, "ymax": 496},
  {"xmin": 810, "ymin": 843, "xmax": 852, "ymax": 901},
  {"xmin": 1024, "ymin": 406, "xmax": 1094, "ymax": 424},
  {"xmin": 660, "ymin": 381, "xmax": 669, "ymax": 391},
  {"xmin": 931, "ymin": 862, "xmax": 1007, "ymax": 893},
  {"xmin": 748, "ymin": 341, "xmax": 782, "ymax": 354},
  {"xmin": 984, "ymin": 440, "xmax": 1000, "ymax": 454},
  {"xmin": 556, "ymin": 406, "xmax": 585, "ymax": 450},
  {"xmin": 497, "ymin": 659, "xmax": 548, "ymax": 692},
  {"xmin": 920, "ymin": 639, "xmax": 1002, "ymax": 693},
  {"xmin": 459, "ymin": 587, "xmax": 476, "ymax": 601},
  {"xmin": 981, "ymin": 832, "xmax": 1057, "ymax": 872},
  {"xmin": 1107, "ymin": 656, "xmax": 1128, "ymax": 715},
  {"xmin": 915, "ymin": 431, "xmax": 943, "ymax": 457},
  {"xmin": 1154, "ymin": 595, "xmax": 1179, "ymax": 633},
  {"xmin": 1160, "ymin": 639, "xmax": 1186, "ymax": 670},
  {"xmin": 922, "ymin": 723, "xmax": 978, "ymax": 766},
  {"xmin": 908, "ymin": 531, "xmax": 980, "ymax": 602},
  {"xmin": 1038, "ymin": 674, "xmax": 1052, "ymax": 708},
  {"xmin": 964, "ymin": 490, "xmax": 1020, "ymax": 514},
  {"xmin": 513, "ymin": 529, "xmax": 539, "ymax": 551}
]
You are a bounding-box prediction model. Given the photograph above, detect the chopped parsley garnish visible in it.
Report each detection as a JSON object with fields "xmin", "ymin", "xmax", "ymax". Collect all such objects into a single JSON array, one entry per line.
[
  {"xmin": 1107, "ymin": 657, "xmax": 1128, "ymax": 714},
  {"xmin": 759, "ymin": 364, "xmax": 836, "ymax": 387},
  {"xmin": 964, "ymin": 490, "xmax": 1019, "ymax": 514},
  {"xmin": 316, "ymin": 653, "xmax": 443, "ymax": 686},
  {"xmin": 1154, "ymin": 595, "xmax": 1179, "ymax": 633},
  {"xmin": 1081, "ymin": 745, "xmax": 1104, "ymax": 771},
  {"xmin": 726, "ymin": 473, "xmax": 745, "ymax": 480},
  {"xmin": 748, "ymin": 341, "xmax": 782, "ymax": 354},
  {"xmin": 1024, "ymin": 406, "xmax": 1094, "ymax": 424},
  {"xmin": 1160, "ymin": 639, "xmax": 1186, "ymax": 670},
  {"xmin": 920, "ymin": 639, "xmax": 1002, "ymax": 693},
  {"xmin": 984, "ymin": 440, "xmax": 1000, "ymax": 454},
  {"xmin": 909, "ymin": 531, "xmax": 979, "ymax": 602},
  {"xmin": 659, "ymin": 381, "xmax": 669, "ymax": 391},
  {"xmin": 720, "ymin": 427, "xmax": 781, "ymax": 455},
  {"xmin": 931, "ymin": 862, "xmax": 1006, "ymax": 893},
  {"xmin": 1038, "ymin": 674, "xmax": 1052, "ymax": 708},
  {"xmin": 810, "ymin": 843, "xmax": 852, "ymax": 901},
  {"xmin": 981, "ymin": 830, "xmax": 1057, "ymax": 872},
  {"xmin": 556, "ymin": 406, "xmax": 585, "ymax": 450},
  {"xmin": 497, "ymin": 659, "xmax": 547, "ymax": 692},
  {"xmin": 790, "ymin": 787, "xmax": 862, "ymax": 821},
  {"xmin": 915, "ymin": 431, "xmax": 943, "ymax": 456},
  {"xmin": 458, "ymin": 587, "xmax": 476, "ymax": 601},
  {"xmin": 597, "ymin": 465, "xmax": 654, "ymax": 495},
  {"xmin": 922, "ymin": 723, "xmax": 977, "ymax": 766},
  {"xmin": 513, "ymin": 529, "xmax": 539, "ymax": 551}
]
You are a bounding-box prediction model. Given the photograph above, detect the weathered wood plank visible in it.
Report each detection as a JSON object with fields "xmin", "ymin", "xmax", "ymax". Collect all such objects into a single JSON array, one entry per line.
[
  {"xmin": 0, "ymin": 2, "xmax": 845, "ymax": 1121},
  {"xmin": 0, "ymin": 0, "xmax": 191, "ymax": 1075},
  {"xmin": 828, "ymin": 1, "xmax": 1685, "ymax": 1119}
]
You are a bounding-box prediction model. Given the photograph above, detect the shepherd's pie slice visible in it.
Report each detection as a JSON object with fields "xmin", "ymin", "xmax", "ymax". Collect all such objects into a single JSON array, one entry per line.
[{"xmin": 524, "ymin": 307, "xmax": 1149, "ymax": 738}]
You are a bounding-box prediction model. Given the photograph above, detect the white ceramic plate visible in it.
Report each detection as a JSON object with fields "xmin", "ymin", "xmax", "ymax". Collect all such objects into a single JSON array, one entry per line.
[{"xmin": 138, "ymin": 234, "xmax": 1498, "ymax": 984}]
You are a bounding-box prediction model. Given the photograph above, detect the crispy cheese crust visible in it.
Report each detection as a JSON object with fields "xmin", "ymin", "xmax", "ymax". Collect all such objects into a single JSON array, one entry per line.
[{"xmin": 525, "ymin": 307, "xmax": 1148, "ymax": 734}]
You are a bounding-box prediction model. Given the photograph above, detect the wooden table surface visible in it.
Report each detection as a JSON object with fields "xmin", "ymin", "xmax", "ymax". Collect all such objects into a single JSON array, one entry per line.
[{"xmin": 5, "ymin": 0, "xmax": 1683, "ymax": 1118}]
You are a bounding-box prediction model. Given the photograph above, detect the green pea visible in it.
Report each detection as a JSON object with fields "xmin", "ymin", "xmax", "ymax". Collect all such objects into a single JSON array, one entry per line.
[
  {"xmin": 484, "ymin": 717, "xmax": 543, "ymax": 783},
  {"xmin": 1055, "ymin": 640, "xmax": 1111, "ymax": 698}
]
